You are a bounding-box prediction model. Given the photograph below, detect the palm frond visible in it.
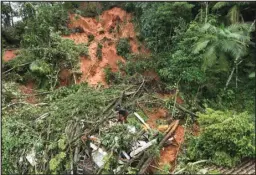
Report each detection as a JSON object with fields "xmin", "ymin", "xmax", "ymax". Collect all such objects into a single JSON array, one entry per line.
[
  {"xmin": 202, "ymin": 45, "xmax": 217, "ymax": 71},
  {"xmin": 227, "ymin": 5, "xmax": 240, "ymax": 24},
  {"xmin": 220, "ymin": 39, "xmax": 236, "ymax": 53},
  {"xmin": 249, "ymin": 72, "xmax": 255, "ymax": 78},
  {"xmin": 212, "ymin": 2, "xmax": 229, "ymax": 11},
  {"xmin": 216, "ymin": 52, "xmax": 230, "ymax": 72},
  {"xmin": 193, "ymin": 40, "xmax": 210, "ymax": 54},
  {"xmin": 200, "ymin": 23, "xmax": 211, "ymax": 32},
  {"xmin": 227, "ymin": 23, "xmax": 250, "ymax": 33}
]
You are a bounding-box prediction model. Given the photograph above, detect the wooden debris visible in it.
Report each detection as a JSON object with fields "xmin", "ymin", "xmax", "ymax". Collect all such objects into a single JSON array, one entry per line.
[{"xmin": 139, "ymin": 120, "xmax": 180, "ymax": 174}]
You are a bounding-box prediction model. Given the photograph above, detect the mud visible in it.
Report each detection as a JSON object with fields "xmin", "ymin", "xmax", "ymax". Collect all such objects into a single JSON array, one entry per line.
[
  {"xmin": 63, "ymin": 7, "xmax": 149, "ymax": 87},
  {"xmin": 19, "ymin": 81, "xmax": 37, "ymax": 104},
  {"xmin": 3, "ymin": 49, "xmax": 17, "ymax": 62},
  {"xmin": 145, "ymin": 107, "xmax": 185, "ymax": 173}
]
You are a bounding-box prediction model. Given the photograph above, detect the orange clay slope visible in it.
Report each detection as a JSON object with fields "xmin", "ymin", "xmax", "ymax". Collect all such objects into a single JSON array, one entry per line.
[
  {"xmin": 3, "ymin": 49, "xmax": 17, "ymax": 62},
  {"xmin": 63, "ymin": 7, "xmax": 149, "ymax": 87},
  {"xmin": 145, "ymin": 107, "xmax": 185, "ymax": 173}
]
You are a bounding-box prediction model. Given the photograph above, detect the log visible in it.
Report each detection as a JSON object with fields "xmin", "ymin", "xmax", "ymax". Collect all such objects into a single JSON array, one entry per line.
[
  {"xmin": 138, "ymin": 120, "xmax": 179, "ymax": 174},
  {"xmin": 134, "ymin": 112, "xmax": 151, "ymax": 130},
  {"xmin": 176, "ymin": 104, "xmax": 198, "ymax": 118}
]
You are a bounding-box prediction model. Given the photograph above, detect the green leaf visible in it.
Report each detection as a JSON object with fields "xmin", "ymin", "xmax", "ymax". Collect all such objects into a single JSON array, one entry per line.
[
  {"xmin": 193, "ymin": 40, "xmax": 210, "ymax": 54},
  {"xmin": 249, "ymin": 72, "xmax": 255, "ymax": 78}
]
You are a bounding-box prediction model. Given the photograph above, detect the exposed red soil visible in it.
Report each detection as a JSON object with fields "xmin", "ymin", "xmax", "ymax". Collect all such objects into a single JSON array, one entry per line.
[
  {"xmin": 144, "ymin": 107, "xmax": 185, "ymax": 173},
  {"xmin": 19, "ymin": 81, "xmax": 37, "ymax": 104},
  {"xmin": 63, "ymin": 7, "xmax": 149, "ymax": 87},
  {"xmin": 143, "ymin": 70, "xmax": 160, "ymax": 81},
  {"xmin": 146, "ymin": 108, "xmax": 168, "ymax": 129},
  {"xmin": 3, "ymin": 49, "xmax": 17, "ymax": 62},
  {"xmin": 158, "ymin": 126, "xmax": 185, "ymax": 172},
  {"xmin": 58, "ymin": 69, "xmax": 73, "ymax": 87}
]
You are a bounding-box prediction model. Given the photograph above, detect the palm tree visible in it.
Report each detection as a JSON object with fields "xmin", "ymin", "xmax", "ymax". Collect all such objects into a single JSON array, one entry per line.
[
  {"xmin": 193, "ymin": 22, "xmax": 254, "ymax": 89},
  {"xmin": 212, "ymin": 2, "xmax": 253, "ymax": 24}
]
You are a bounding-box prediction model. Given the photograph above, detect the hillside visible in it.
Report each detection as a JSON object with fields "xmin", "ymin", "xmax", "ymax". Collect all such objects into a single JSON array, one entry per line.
[{"xmin": 2, "ymin": 2, "xmax": 255, "ymax": 174}]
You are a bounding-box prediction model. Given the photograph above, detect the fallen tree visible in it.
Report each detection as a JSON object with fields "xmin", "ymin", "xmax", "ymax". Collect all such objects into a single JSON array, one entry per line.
[{"xmin": 2, "ymin": 74, "xmax": 188, "ymax": 174}]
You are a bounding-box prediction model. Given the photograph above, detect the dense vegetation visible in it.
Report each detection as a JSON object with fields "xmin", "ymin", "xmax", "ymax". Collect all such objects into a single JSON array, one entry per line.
[{"xmin": 2, "ymin": 2, "xmax": 255, "ymax": 174}]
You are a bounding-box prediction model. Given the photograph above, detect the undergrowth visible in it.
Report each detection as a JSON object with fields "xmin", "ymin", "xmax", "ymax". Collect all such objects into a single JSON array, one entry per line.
[
  {"xmin": 185, "ymin": 108, "xmax": 255, "ymax": 167},
  {"xmin": 116, "ymin": 38, "xmax": 131, "ymax": 59}
]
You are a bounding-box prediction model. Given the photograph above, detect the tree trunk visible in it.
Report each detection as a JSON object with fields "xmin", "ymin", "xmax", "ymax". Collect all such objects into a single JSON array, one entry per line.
[
  {"xmin": 236, "ymin": 64, "xmax": 238, "ymax": 88},
  {"xmin": 205, "ymin": 2, "xmax": 208, "ymax": 24},
  {"xmin": 200, "ymin": 4, "xmax": 203, "ymax": 23},
  {"xmin": 225, "ymin": 56, "xmax": 239, "ymax": 90},
  {"xmin": 9, "ymin": 2, "xmax": 14, "ymax": 26}
]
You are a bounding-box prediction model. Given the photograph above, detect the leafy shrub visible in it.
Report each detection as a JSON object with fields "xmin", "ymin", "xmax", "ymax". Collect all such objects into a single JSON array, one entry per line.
[
  {"xmin": 139, "ymin": 2, "xmax": 194, "ymax": 52},
  {"xmin": 104, "ymin": 66, "xmax": 122, "ymax": 84},
  {"xmin": 3, "ymin": 32, "xmax": 88, "ymax": 89},
  {"xmin": 2, "ymin": 83, "xmax": 124, "ymax": 174},
  {"xmin": 96, "ymin": 43, "xmax": 103, "ymax": 60},
  {"xmin": 119, "ymin": 53, "xmax": 155, "ymax": 75},
  {"xmin": 21, "ymin": 3, "xmax": 69, "ymax": 47},
  {"xmin": 29, "ymin": 59, "xmax": 51, "ymax": 75},
  {"xmin": 186, "ymin": 108, "xmax": 255, "ymax": 167},
  {"xmin": 100, "ymin": 124, "xmax": 137, "ymax": 151},
  {"xmin": 49, "ymin": 152, "xmax": 67, "ymax": 173},
  {"xmin": 77, "ymin": 43, "xmax": 89, "ymax": 56},
  {"xmin": 88, "ymin": 34, "xmax": 95, "ymax": 43},
  {"xmin": 116, "ymin": 38, "xmax": 131, "ymax": 59},
  {"xmin": 80, "ymin": 2, "xmax": 102, "ymax": 17}
]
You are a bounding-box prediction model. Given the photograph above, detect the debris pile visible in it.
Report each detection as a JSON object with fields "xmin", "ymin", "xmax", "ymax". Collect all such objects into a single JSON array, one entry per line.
[{"xmin": 57, "ymin": 75, "xmax": 192, "ymax": 174}]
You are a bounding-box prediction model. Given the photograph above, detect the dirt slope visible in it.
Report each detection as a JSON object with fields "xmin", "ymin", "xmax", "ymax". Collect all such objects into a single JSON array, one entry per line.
[{"xmin": 63, "ymin": 7, "xmax": 149, "ymax": 86}]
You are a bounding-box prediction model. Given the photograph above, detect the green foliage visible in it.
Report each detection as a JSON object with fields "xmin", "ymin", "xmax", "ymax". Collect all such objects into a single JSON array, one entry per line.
[
  {"xmin": 2, "ymin": 81, "xmax": 22, "ymax": 105},
  {"xmin": 139, "ymin": 2, "xmax": 194, "ymax": 52},
  {"xmin": 205, "ymin": 76, "xmax": 255, "ymax": 114},
  {"xmin": 2, "ymin": 22, "xmax": 26, "ymax": 47},
  {"xmin": 145, "ymin": 144, "xmax": 161, "ymax": 159},
  {"xmin": 46, "ymin": 83, "xmax": 87, "ymax": 101},
  {"xmin": 49, "ymin": 152, "xmax": 66, "ymax": 173},
  {"xmin": 1, "ymin": 2, "xmax": 15, "ymax": 27},
  {"xmin": 212, "ymin": 2, "xmax": 252, "ymax": 24},
  {"xmin": 96, "ymin": 43, "xmax": 103, "ymax": 60},
  {"xmin": 2, "ymin": 104, "xmax": 46, "ymax": 174},
  {"xmin": 29, "ymin": 59, "xmax": 51, "ymax": 75},
  {"xmin": 3, "ymin": 32, "xmax": 87, "ymax": 89},
  {"xmin": 193, "ymin": 22, "xmax": 252, "ymax": 71},
  {"xmin": 100, "ymin": 124, "xmax": 136, "ymax": 151},
  {"xmin": 157, "ymin": 21, "xmax": 254, "ymax": 99},
  {"xmin": 104, "ymin": 66, "xmax": 123, "ymax": 84},
  {"xmin": 2, "ymin": 2, "xmax": 255, "ymax": 174},
  {"xmin": 186, "ymin": 108, "xmax": 255, "ymax": 167},
  {"xmin": 21, "ymin": 3, "xmax": 69, "ymax": 48},
  {"xmin": 156, "ymin": 22, "xmax": 206, "ymax": 90},
  {"xmin": 104, "ymin": 66, "xmax": 113, "ymax": 84},
  {"xmin": 155, "ymin": 164, "xmax": 171, "ymax": 174},
  {"xmin": 88, "ymin": 34, "xmax": 95, "ymax": 43},
  {"xmin": 119, "ymin": 53, "xmax": 155, "ymax": 75},
  {"xmin": 57, "ymin": 136, "xmax": 67, "ymax": 150},
  {"xmin": 174, "ymin": 159, "xmax": 209, "ymax": 174},
  {"xmin": 80, "ymin": 2, "xmax": 102, "ymax": 18},
  {"xmin": 116, "ymin": 38, "xmax": 131, "ymax": 59},
  {"xmin": 20, "ymin": 2, "xmax": 36, "ymax": 20},
  {"xmin": 2, "ymin": 82, "xmax": 124, "ymax": 174},
  {"xmin": 127, "ymin": 110, "xmax": 148, "ymax": 130}
]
